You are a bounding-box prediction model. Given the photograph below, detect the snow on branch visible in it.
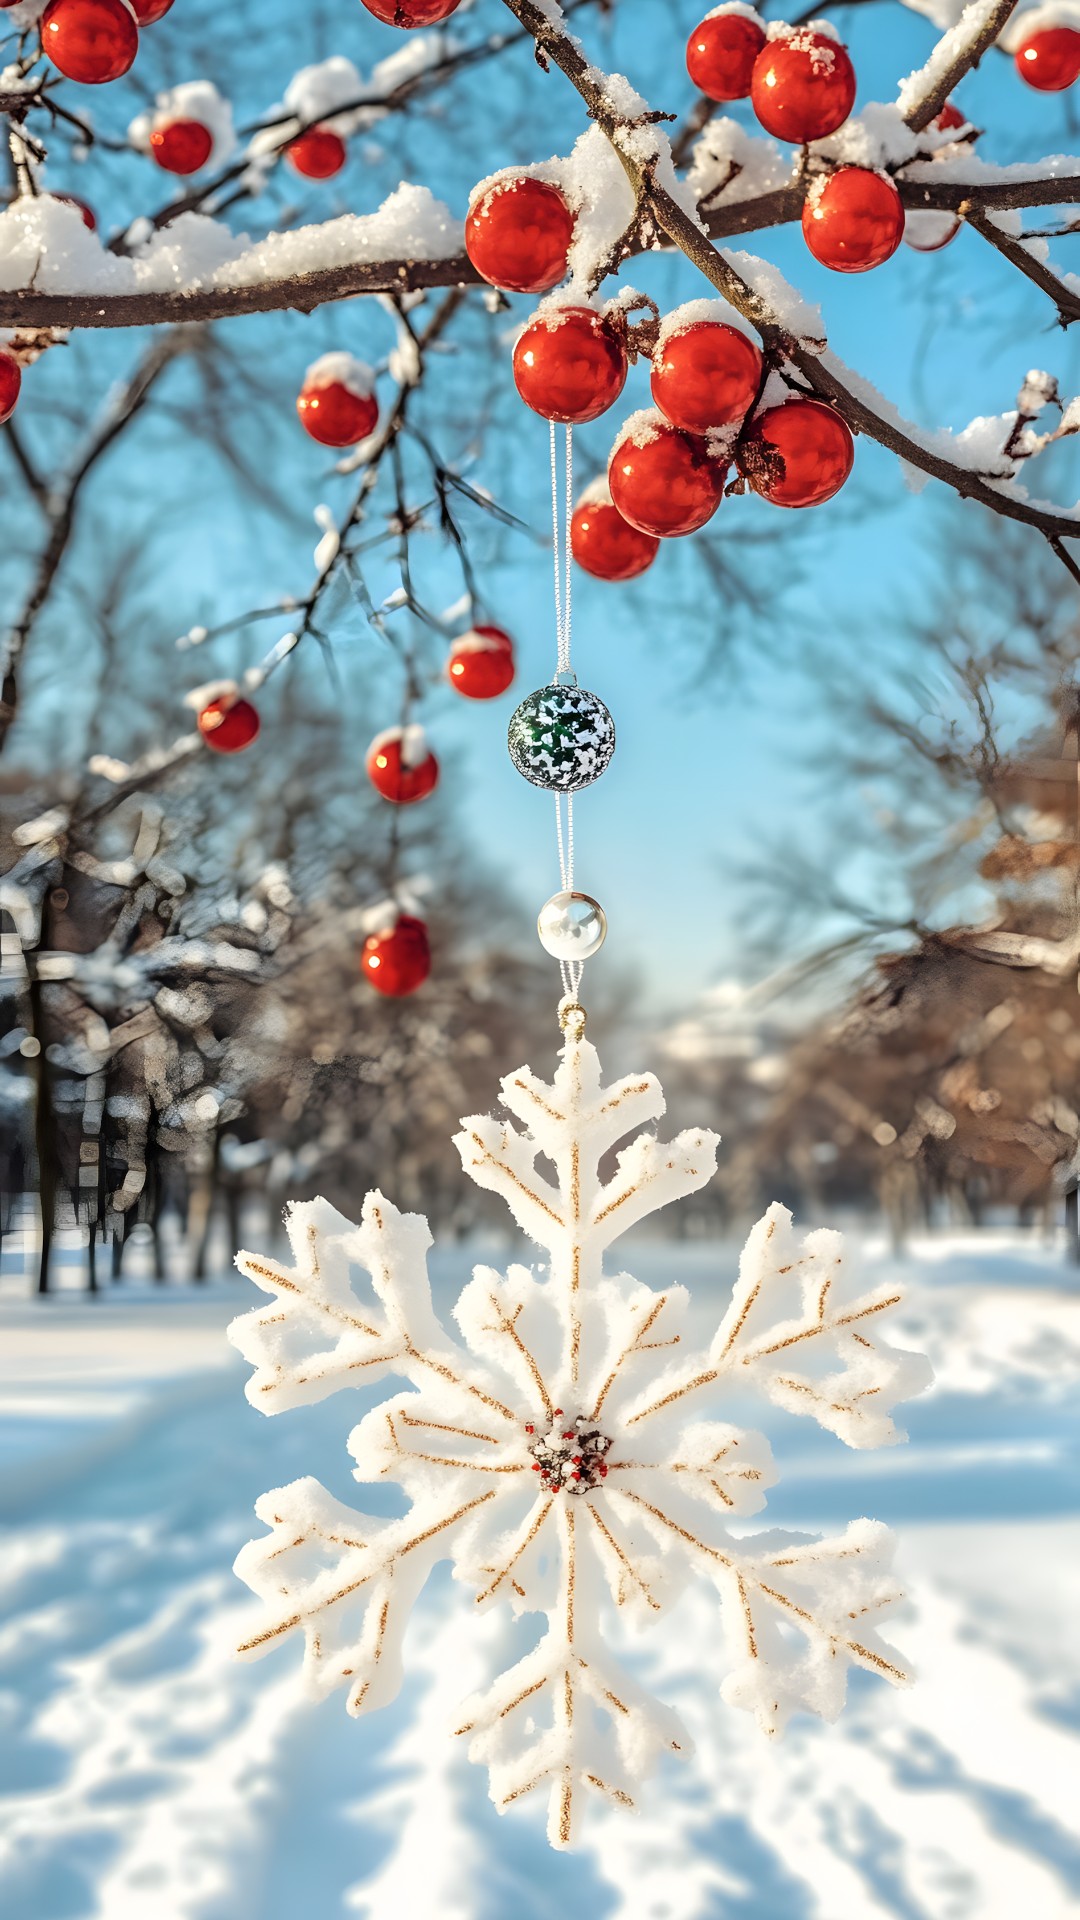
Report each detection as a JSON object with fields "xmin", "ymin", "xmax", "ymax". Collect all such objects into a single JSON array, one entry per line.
[
  {"xmin": 0, "ymin": 186, "xmax": 467, "ymax": 331},
  {"xmin": 898, "ymin": 0, "xmax": 1019, "ymax": 132}
]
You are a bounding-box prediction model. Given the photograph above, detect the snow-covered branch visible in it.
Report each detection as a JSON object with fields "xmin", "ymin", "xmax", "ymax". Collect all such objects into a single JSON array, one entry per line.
[
  {"xmin": 898, "ymin": 0, "xmax": 1019, "ymax": 132},
  {"xmin": 493, "ymin": 0, "xmax": 1080, "ymax": 567}
]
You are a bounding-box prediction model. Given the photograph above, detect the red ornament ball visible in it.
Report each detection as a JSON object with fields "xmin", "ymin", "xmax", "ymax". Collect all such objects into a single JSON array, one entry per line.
[
  {"xmin": 198, "ymin": 695, "xmax": 261, "ymax": 755},
  {"xmin": 465, "ymin": 176, "xmax": 575, "ymax": 295},
  {"xmin": 0, "ymin": 352, "xmax": 21, "ymax": 426},
  {"xmin": 41, "ymin": 0, "xmax": 138, "ymax": 85},
  {"xmin": 361, "ymin": 915, "xmax": 431, "ymax": 997},
  {"xmin": 801, "ymin": 166, "xmax": 904, "ymax": 273},
  {"xmin": 651, "ymin": 318, "xmax": 762, "ymax": 431},
  {"xmin": 297, "ymin": 375, "xmax": 377, "ymax": 449},
  {"xmin": 447, "ymin": 626, "xmax": 515, "ymax": 700},
  {"xmin": 570, "ymin": 491, "xmax": 659, "ymax": 581},
  {"xmin": 750, "ymin": 29, "xmax": 855, "ymax": 143},
  {"xmin": 359, "ymin": 0, "xmax": 460, "ymax": 25},
  {"xmin": 286, "ymin": 126, "xmax": 348, "ymax": 180},
  {"xmin": 366, "ymin": 729, "xmax": 439, "ymax": 805},
  {"xmin": 131, "ymin": 0, "xmax": 173, "ymax": 19},
  {"xmin": 513, "ymin": 307, "xmax": 627, "ymax": 425},
  {"xmin": 150, "ymin": 120, "xmax": 214, "ymax": 176},
  {"xmin": 738, "ymin": 398, "xmax": 853, "ymax": 508},
  {"xmin": 1015, "ymin": 27, "xmax": 1080, "ymax": 90},
  {"xmin": 50, "ymin": 192, "xmax": 97, "ymax": 230},
  {"xmin": 685, "ymin": 10, "xmax": 766, "ymax": 101},
  {"xmin": 608, "ymin": 418, "xmax": 726, "ymax": 538}
]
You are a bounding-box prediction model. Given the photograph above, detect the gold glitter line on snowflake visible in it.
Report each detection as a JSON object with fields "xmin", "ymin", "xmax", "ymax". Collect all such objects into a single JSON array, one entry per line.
[
  {"xmin": 474, "ymin": 1497, "xmax": 554, "ymax": 1605},
  {"xmin": 462, "ymin": 1131, "xmax": 564, "ymax": 1228},
  {"xmin": 236, "ymin": 1490, "xmax": 497, "ymax": 1653},
  {"xmin": 397, "ymin": 1412, "xmax": 502, "ymax": 1445},
  {"xmin": 483, "ymin": 1295, "xmax": 553, "ymax": 1419},
  {"xmin": 619, "ymin": 1490, "xmax": 909, "ymax": 1684},
  {"xmin": 383, "ymin": 1412, "xmax": 527, "ymax": 1475},
  {"xmin": 586, "ymin": 1504, "xmax": 662, "ymax": 1611},
  {"xmin": 239, "ymin": 1257, "xmax": 381, "ymax": 1340},
  {"xmin": 591, "ymin": 1292, "xmax": 679, "ymax": 1419}
]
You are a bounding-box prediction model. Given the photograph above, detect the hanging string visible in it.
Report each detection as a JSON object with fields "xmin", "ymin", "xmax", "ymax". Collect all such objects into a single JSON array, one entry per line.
[{"xmin": 549, "ymin": 420, "xmax": 582, "ymax": 1003}]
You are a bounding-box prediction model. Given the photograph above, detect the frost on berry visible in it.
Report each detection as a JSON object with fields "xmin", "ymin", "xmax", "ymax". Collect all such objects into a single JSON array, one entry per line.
[{"xmin": 229, "ymin": 1035, "xmax": 929, "ymax": 1850}]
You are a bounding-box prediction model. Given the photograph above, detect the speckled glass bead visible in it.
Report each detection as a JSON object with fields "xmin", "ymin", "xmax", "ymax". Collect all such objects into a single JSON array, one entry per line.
[{"xmin": 507, "ymin": 683, "xmax": 615, "ymax": 792}]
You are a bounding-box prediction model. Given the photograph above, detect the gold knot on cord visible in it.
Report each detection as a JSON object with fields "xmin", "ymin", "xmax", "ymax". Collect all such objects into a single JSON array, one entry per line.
[{"xmin": 558, "ymin": 996, "xmax": 587, "ymax": 1041}]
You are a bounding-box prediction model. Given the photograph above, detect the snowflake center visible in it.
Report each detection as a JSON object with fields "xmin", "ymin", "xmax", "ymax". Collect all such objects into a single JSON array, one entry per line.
[{"xmin": 525, "ymin": 1410, "xmax": 612, "ymax": 1495}]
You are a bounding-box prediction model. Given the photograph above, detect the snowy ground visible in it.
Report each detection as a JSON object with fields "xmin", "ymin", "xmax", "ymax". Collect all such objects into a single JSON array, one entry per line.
[{"xmin": 1, "ymin": 1227, "xmax": 1078, "ymax": 1920}]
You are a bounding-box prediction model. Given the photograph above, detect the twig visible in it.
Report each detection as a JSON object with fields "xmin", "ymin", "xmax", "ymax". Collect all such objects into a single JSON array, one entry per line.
[{"xmin": 900, "ymin": 0, "xmax": 1018, "ymax": 134}]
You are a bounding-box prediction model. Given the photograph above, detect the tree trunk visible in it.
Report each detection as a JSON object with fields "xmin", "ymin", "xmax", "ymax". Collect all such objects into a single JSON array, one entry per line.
[
  {"xmin": 191, "ymin": 1127, "xmax": 222, "ymax": 1282},
  {"xmin": 29, "ymin": 978, "xmax": 55, "ymax": 1297},
  {"xmin": 1066, "ymin": 1182, "xmax": 1079, "ymax": 1267}
]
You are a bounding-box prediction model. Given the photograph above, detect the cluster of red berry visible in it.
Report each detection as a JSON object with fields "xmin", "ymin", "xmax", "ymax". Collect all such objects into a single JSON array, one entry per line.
[
  {"xmin": 12, "ymin": 0, "xmax": 349, "ymax": 177},
  {"xmin": 464, "ymin": 174, "xmax": 854, "ymax": 577}
]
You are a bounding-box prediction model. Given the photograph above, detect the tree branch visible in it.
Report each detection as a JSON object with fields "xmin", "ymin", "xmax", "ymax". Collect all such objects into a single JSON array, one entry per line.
[
  {"xmin": 899, "ymin": 0, "xmax": 1018, "ymax": 134},
  {"xmin": 491, "ymin": 0, "xmax": 1080, "ymax": 559},
  {"xmin": 963, "ymin": 204, "xmax": 1080, "ymax": 325},
  {"xmin": 0, "ymin": 331, "xmax": 186, "ymax": 751}
]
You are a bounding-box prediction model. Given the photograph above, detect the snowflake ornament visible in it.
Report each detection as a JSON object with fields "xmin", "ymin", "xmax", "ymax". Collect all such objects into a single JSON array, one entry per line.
[{"xmin": 229, "ymin": 1032, "xmax": 930, "ymax": 1849}]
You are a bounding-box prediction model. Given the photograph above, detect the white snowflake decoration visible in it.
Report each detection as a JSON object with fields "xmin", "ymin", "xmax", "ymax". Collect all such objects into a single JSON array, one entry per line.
[{"xmin": 229, "ymin": 1034, "xmax": 930, "ymax": 1849}]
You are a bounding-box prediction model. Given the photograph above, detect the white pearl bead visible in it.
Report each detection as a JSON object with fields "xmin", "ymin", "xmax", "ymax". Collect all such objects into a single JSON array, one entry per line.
[{"xmin": 537, "ymin": 891, "xmax": 607, "ymax": 961}]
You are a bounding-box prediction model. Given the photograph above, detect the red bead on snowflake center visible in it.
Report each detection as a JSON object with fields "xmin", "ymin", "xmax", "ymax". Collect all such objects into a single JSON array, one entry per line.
[{"xmin": 525, "ymin": 1410, "xmax": 612, "ymax": 1495}]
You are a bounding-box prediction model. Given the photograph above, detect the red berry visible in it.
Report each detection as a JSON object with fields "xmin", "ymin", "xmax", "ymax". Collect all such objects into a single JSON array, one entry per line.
[
  {"xmin": 686, "ymin": 10, "xmax": 766, "ymax": 101},
  {"xmin": 903, "ymin": 208, "xmax": 960, "ymax": 253},
  {"xmin": 466, "ymin": 176, "xmax": 574, "ymax": 295},
  {"xmin": 286, "ymin": 127, "xmax": 347, "ymax": 180},
  {"xmin": 50, "ymin": 192, "xmax": 97, "ymax": 231},
  {"xmin": 651, "ymin": 318, "xmax": 762, "ymax": 431},
  {"xmin": 750, "ymin": 29, "xmax": 855, "ymax": 143},
  {"xmin": 150, "ymin": 120, "xmax": 214, "ymax": 176},
  {"xmin": 525, "ymin": 1424, "xmax": 535, "ymax": 1433},
  {"xmin": 42, "ymin": 0, "xmax": 138, "ymax": 84},
  {"xmin": 1016, "ymin": 27, "xmax": 1080, "ymax": 90},
  {"xmin": 359, "ymin": 0, "xmax": 460, "ymax": 24},
  {"xmin": 513, "ymin": 307, "xmax": 627, "ymax": 425},
  {"xmin": 738, "ymin": 398, "xmax": 853, "ymax": 508},
  {"xmin": 361, "ymin": 915, "xmax": 430, "ymax": 997},
  {"xmin": 198, "ymin": 695, "xmax": 261, "ymax": 754},
  {"xmin": 0, "ymin": 352, "xmax": 20, "ymax": 426},
  {"xmin": 131, "ymin": 0, "xmax": 172, "ymax": 18},
  {"xmin": 609, "ymin": 417, "xmax": 726, "ymax": 538},
  {"xmin": 297, "ymin": 374, "xmax": 377, "ymax": 449},
  {"xmin": 801, "ymin": 167, "xmax": 903, "ymax": 273},
  {"xmin": 571, "ymin": 490, "xmax": 659, "ymax": 582},
  {"xmin": 447, "ymin": 625, "xmax": 515, "ymax": 700},
  {"xmin": 933, "ymin": 100, "xmax": 966, "ymax": 131},
  {"xmin": 366, "ymin": 728, "xmax": 439, "ymax": 806}
]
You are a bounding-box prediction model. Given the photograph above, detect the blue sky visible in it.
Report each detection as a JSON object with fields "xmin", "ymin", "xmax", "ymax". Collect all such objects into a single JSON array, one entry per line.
[{"xmin": 14, "ymin": 0, "xmax": 1080, "ymax": 1024}]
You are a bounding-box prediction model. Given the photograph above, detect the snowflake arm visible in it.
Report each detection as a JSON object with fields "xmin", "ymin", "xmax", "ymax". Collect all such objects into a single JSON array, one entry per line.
[
  {"xmin": 622, "ymin": 1201, "xmax": 933, "ymax": 1447},
  {"xmin": 229, "ymin": 1190, "xmax": 515, "ymax": 1424}
]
